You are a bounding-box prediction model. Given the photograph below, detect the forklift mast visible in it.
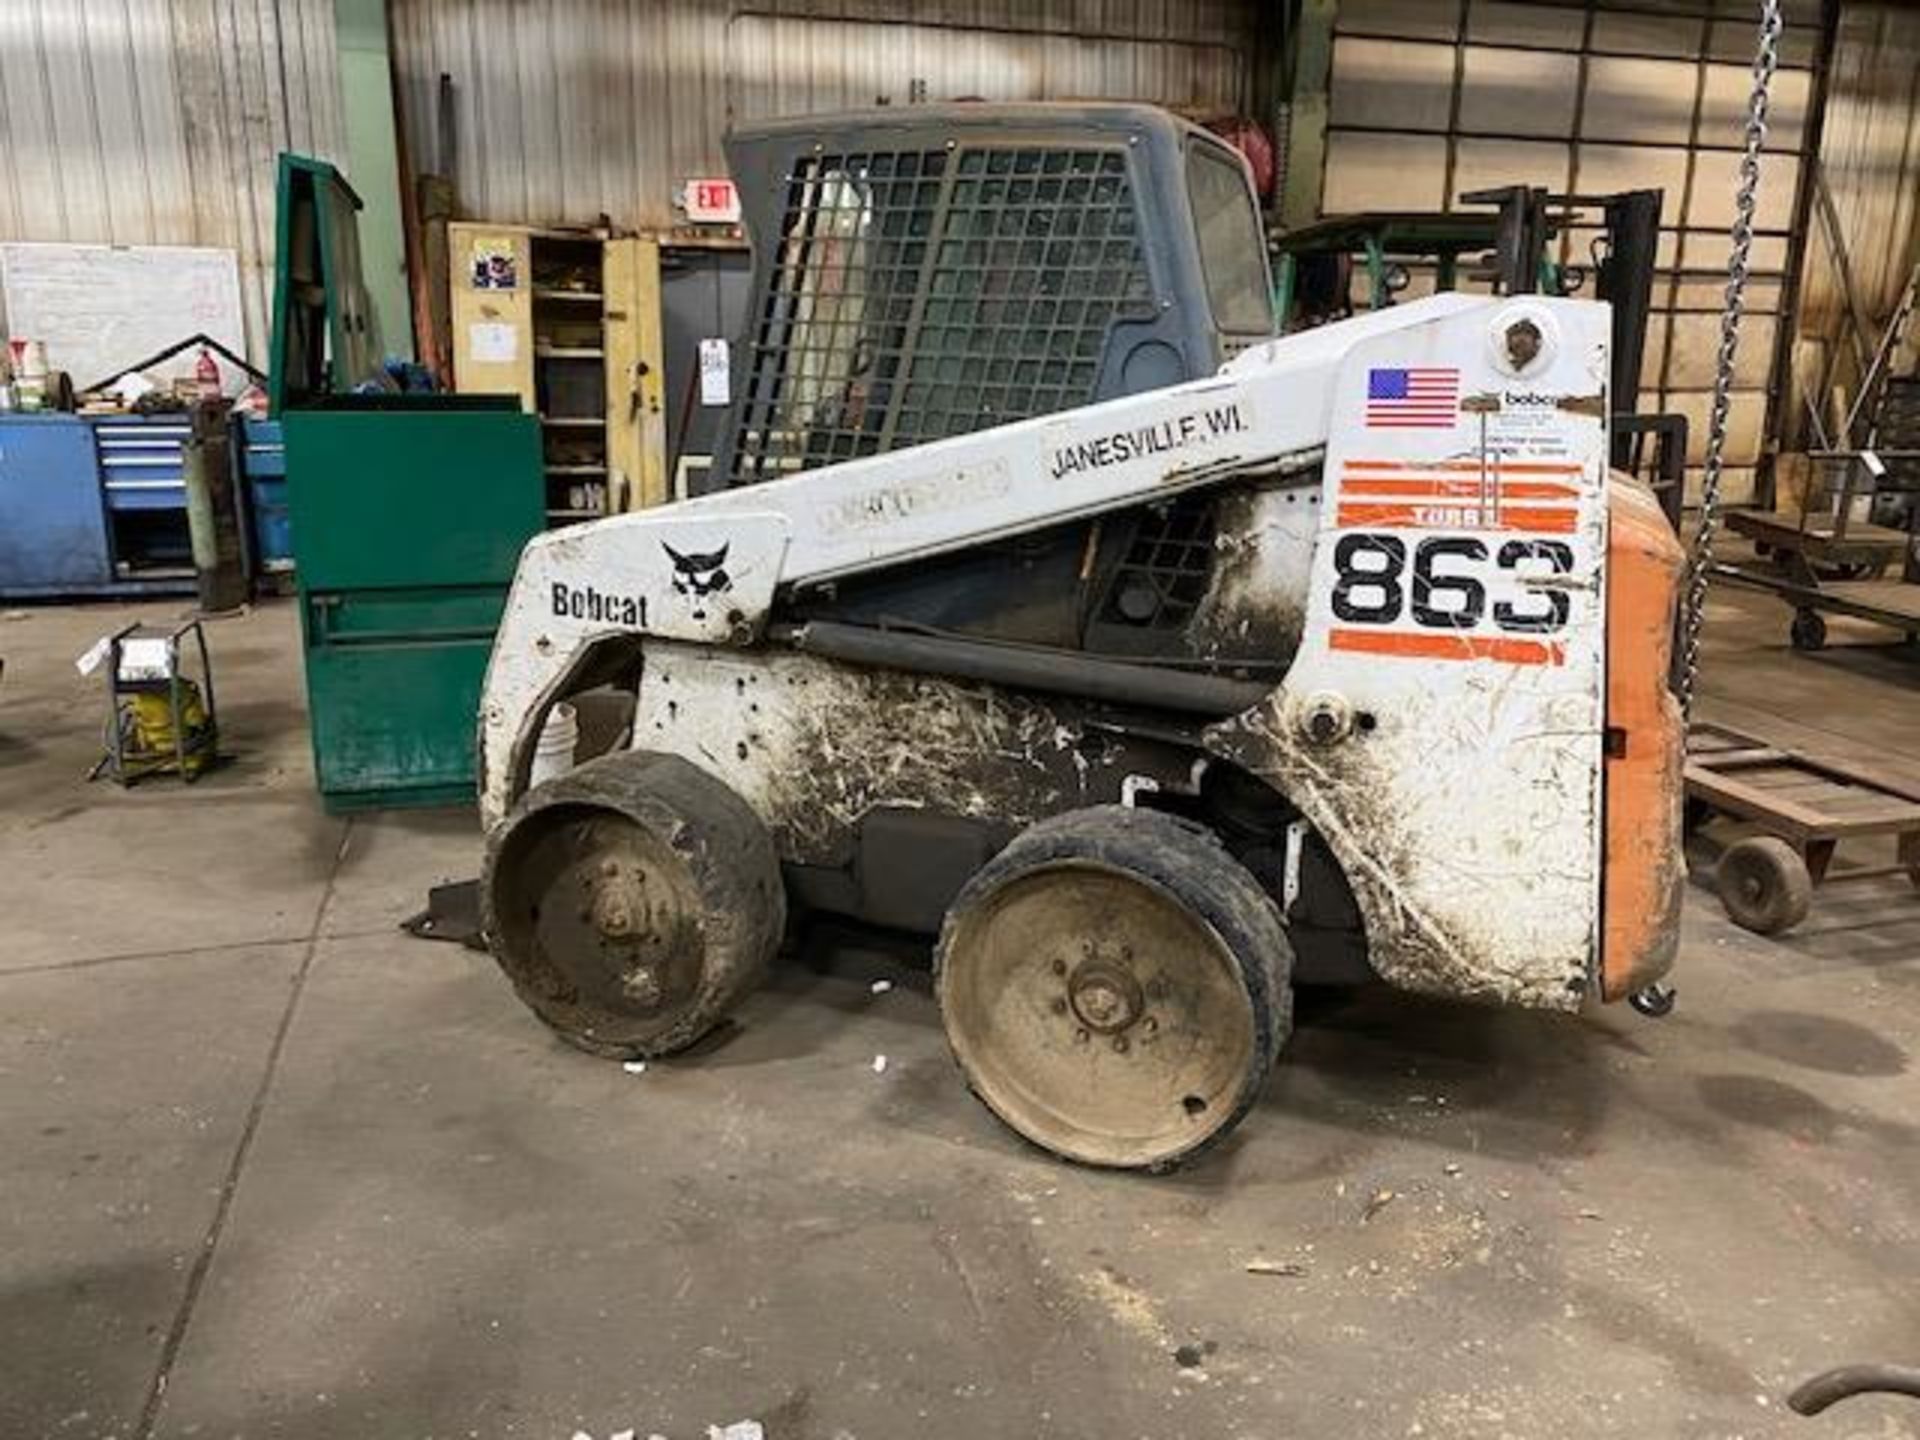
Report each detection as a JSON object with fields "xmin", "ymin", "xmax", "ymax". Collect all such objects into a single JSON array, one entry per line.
[
  {"xmin": 711, "ymin": 103, "xmax": 1276, "ymax": 489},
  {"xmin": 1275, "ymin": 186, "xmax": 1663, "ymax": 414},
  {"xmin": 1273, "ymin": 185, "xmax": 1677, "ymax": 521}
]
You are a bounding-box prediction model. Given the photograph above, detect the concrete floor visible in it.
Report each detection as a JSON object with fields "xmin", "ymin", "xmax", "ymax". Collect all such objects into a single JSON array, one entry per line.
[{"xmin": 3, "ymin": 589, "xmax": 1918, "ymax": 1440}]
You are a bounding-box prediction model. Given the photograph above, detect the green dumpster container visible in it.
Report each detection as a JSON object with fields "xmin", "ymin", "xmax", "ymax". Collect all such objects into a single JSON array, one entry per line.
[{"xmin": 273, "ymin": 154, "xmax": 542, "ymax": 810}]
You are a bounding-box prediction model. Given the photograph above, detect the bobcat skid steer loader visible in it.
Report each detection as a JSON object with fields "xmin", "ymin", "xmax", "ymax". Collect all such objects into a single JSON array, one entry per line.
[{"xmin": 474, "ymin": 106, "xmax": 1686, "ymax": 1170}]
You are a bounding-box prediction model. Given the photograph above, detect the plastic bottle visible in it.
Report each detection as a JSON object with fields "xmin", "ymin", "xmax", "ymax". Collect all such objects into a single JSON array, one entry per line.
[
  {"xmin": 13, "ymin": 339, "xmax": 47, "ymax": 411},
  {"xmin": 528, "ymin": 703, "xmax": 580, "ymax": 786}
]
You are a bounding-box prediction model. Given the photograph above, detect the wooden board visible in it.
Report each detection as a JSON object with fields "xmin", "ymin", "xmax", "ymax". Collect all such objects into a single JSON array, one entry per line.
[
  {"xmin": 1815, "ymin": 579, "xmax": 1920, "ymax": 623},
  {"xmin": 1725, "ymin": 507, "xmax": 1907, "ymax": 560},
  {"xmin": 1687, "ymin": 727, "xmax": 1920, "ymax": 842}
]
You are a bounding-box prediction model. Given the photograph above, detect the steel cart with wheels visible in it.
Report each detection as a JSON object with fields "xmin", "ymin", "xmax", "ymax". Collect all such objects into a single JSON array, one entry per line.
[{"xmin": 1686, "ymin": 723, "xmax": 1920, "ymax": 934}]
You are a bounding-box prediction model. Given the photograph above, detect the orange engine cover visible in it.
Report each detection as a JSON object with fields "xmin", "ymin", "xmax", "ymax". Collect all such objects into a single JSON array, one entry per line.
[{"xmin": 1600, "ymin": 475, "xmax": 1687, "ymax": 999}]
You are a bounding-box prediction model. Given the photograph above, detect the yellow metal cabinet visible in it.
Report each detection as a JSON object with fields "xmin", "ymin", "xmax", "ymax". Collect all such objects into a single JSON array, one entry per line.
[
  {"xmin": 448, "ymin": 223, "xmax": 667, "ymax": 523},
  {"xmin": 448, "ymin": 225, "xmax": 534, "ymax": 400},
  {"xmin": 603, "ymin": 236, "xmax": 669, "ymax": 511}
]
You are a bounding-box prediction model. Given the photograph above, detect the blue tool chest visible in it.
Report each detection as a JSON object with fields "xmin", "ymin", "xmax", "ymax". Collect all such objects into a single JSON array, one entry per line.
[{"xmin": 0, "ymin": 412, "xmax": 291, "ymax": 598}]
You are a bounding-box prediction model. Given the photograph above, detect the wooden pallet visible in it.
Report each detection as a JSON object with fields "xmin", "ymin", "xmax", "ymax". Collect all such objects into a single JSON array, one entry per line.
[{"xmin": 1687, "ymin": 723, "xmax": 1920, "ymax": 933}]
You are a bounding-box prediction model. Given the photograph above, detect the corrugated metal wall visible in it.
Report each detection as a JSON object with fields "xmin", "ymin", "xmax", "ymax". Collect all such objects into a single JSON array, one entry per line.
[
  {"xmin": 0, "ymin": 0, "xmax": 347, "ymax": 367},
  {"xmin": 389, "ymin": 0, "xmax": 1260, "ymax": 232},
  {"xmin": 6, "ymin": 0, "xmax": 1914, "ymax": 451},
  {"xmin": 1785, "ymin": 0, "xmax": 1920, "ymax": 450}
]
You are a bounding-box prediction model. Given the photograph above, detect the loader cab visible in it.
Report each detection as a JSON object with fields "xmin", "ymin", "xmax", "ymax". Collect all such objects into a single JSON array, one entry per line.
[{"xmin": 713, "ymin": 103, "xmax": 1274, "ymax": 489}]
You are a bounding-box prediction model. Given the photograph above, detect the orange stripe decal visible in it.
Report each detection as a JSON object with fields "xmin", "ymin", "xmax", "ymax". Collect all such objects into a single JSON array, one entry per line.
[
  {"xmin": 1329, "ymin": 627, "xmax": 1566, "ymax": 666},
  {"xmin": 1339, "ymin": 477, "xmax": 1579, "ymax": 499},
  {"xmin": 1335, "ymin": 502, "xmax": 1578, "ymax": 534},
  {"xmin": 1343, "ymin": 460, "xmax": 1586, "ymax": 475}
]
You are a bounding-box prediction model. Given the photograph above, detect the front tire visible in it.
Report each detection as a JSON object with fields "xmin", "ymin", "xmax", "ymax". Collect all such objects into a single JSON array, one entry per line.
[
  {"xmin": 935, "ymin": 806, "xmax": 1291, "ymax": 1171},
  {"xmin": 483, "ymin": 751, "xmax": 786, "ymax": 1057}
]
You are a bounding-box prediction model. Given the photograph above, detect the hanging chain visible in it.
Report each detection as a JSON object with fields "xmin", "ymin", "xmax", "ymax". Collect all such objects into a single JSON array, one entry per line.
[{"xmin": 1677, "ymin": 0, "xmax": 1784, "ymax": 718}]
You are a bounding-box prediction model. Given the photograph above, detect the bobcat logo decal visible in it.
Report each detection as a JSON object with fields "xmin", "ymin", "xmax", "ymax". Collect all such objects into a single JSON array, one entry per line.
[{"xmin": 662, "ymin": 541, "xmax": 732, "ymax": 620}]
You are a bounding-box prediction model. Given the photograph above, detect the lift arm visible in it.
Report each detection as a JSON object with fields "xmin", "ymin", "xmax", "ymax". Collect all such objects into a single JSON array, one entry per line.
[
  {"xmin": 480, "ymin": 291, "xmax": 1611, "ymax": 830},
  {"xmin": 519, "ymin": 293, "xmax": 1487, "ymax": 640}
]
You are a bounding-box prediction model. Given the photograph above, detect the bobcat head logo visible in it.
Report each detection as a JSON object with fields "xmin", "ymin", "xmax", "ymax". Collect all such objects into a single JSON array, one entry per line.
[{"xmin": 662, "ymin": 541, "xmax": 732, "ymax": 620}]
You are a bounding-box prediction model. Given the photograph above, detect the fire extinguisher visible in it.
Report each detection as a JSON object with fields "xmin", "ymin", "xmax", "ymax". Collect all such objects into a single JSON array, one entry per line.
[{"xmin": 194, "ymin": 345, "xmax": 221, "ymax": 401}]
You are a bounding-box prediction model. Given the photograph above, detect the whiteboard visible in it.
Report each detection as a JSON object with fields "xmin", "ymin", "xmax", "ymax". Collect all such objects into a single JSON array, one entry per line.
[{"xmin": 0, "ymin": 242, "xmax": 246, "ymax": 393}]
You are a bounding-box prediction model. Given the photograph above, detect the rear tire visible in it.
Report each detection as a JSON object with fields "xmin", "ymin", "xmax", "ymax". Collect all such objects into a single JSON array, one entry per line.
[
  {"xmin": 935, "ymin": 806, "xmax": 1291, "ymax": 1171},
  {"xmin": 483, "ymin": 751, "xmax": 785, "ymax": 1058},
  {"xmin": 1716, "ymin": 836, "xmax": 1812, "ymax": 936}
]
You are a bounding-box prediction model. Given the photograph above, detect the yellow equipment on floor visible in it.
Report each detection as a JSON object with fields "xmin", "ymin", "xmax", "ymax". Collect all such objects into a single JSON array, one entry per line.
[{"xmin": 87, "ymin": 621, "xmax": 220, "ymax": 784}]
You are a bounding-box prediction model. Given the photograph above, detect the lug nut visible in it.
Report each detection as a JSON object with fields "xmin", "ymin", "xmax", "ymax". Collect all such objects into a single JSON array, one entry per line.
[
  {"xmin": 1075, "ymin": 1028, "xmax": 1090, "ymax": 1044},
  {"xmin": 1051, "ymin": 997, "xmax": 1068, "ymax": 1015},
  {"xmin": 1112, "ymin": 1036, "xmax": 1130, "ymax": 1054},
  {"xmin": 1051, "ymin": 957, "xmax": 1067, "ymax": 976}
]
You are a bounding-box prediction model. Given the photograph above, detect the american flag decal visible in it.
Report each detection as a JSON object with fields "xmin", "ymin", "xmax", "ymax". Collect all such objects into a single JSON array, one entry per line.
[{"xmin": 1366, "ymin": 367, "xmax": 1460, "ymax": 428}]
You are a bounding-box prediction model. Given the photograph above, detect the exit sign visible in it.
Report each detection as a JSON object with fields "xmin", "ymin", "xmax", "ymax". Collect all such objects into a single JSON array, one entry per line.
[{"xmin": 683, "ymin": 178, "xmax": 741, "ymax": 224}]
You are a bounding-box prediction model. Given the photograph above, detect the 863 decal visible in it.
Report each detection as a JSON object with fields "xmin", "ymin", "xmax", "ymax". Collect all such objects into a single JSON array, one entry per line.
[
  {"xmin": 1331, "ymin": 533, "xmax": 1573, "ymax": 632},
  {"xmin": 1326, "ymin": 533, "xmax": 1579, "ymax": 667},
  {"xmin": 1324, "ymin": 457, "xmax": 1589, "ymax": 667}
]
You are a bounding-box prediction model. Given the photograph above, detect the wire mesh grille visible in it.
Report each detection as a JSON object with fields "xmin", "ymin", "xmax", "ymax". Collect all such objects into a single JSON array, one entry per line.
[
  {"xmin": 1099, "ymin": 494, "xmax": 1218, "ymax": 630},
  {"xmin": 727, "ymin": 145, "xmax": 1154, "ymax": 485}
]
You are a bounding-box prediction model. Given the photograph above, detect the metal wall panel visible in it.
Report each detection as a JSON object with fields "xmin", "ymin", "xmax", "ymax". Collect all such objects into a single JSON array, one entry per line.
[
  {"xmin": 1321, "ymin": 0, "xmax": 1827, "ymax": 505},
  {"xmin": 1785, "ymin": 1, "xmax": 1920, "ymax": 448},
  {"xmin": 389, "ymin": 0, "xmax": 1260, "ymax": 234},
  {"xmin": 0, "ymin": 0, "xmax": 347, "ymax": 367}
]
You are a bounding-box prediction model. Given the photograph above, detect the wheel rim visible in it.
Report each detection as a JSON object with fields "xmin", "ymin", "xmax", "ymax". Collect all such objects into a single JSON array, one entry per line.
[
  {"xmin": 939, "ymin": 860, "xmax": 1259, "ymax": 1167},
  {"xmin": 489, "ymin": 803, "xmax": 709, "ymax": 1048}
]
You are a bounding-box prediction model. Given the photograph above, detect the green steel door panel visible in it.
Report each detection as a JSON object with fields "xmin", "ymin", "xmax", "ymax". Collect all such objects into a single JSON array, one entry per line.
[
  {"xmin": 270, "ymin": 154, "xmax": 382, "ymax": 409},
  {"xmin": 284, "ymin": 409, "xmax": 542, "ymax": 590},
  {"xmin": 287, "ymin": 407, "xmax": 541, "ymax": 809},
  {"xmin": 298, "ymin": 585, "xmax": 513, "ymax": 809},
  {"xmin": 302, "ymin": 629, "xmax": 494, "ymax": 806}
]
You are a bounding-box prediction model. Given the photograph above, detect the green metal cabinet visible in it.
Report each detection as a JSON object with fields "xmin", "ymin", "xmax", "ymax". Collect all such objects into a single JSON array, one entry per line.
[{"xmin": 274, "ymin": 154, "xmax": 543, "ymax": 811}]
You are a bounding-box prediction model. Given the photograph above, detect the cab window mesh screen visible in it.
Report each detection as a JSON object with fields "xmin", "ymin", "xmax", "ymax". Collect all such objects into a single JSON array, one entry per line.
[{"xmin": 727, "ymin": 146, "xmax": 1153, "ymax": 485}]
